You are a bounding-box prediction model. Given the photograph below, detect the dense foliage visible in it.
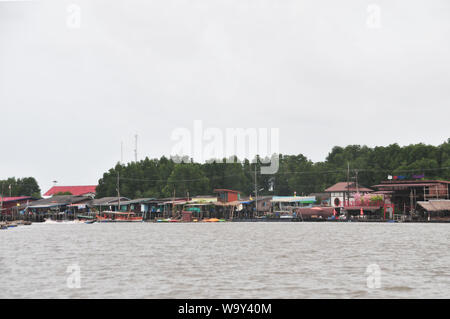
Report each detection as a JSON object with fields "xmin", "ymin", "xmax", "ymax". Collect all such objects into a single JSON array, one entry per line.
[
  {"xmin": 0, "ymin": 177, "xmax": 41, "ymax": 198},
  {"xmin": 96, "ymin": 139, "xmax": 450, "ymax": 198}
]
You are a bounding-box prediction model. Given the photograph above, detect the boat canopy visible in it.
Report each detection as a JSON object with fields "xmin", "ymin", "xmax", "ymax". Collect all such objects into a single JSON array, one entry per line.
[
  {"xmin": 28, "ymin": 204, "xmax": 61, "ymax": 208},
  {"xmin": 271, "ymin": 196, "xmax": 316, "ymax": 203},
  {"xmin": 101, "ymin": 211, "xmax": 137, "ymax": 215}
]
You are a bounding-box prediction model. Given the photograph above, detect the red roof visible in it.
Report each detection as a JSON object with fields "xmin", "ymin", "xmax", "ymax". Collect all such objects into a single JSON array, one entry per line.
[
  {"xmin": 0, "ymin": 196, "xmax": 32, "ymax": 202},
  {"xmin": 44, "ymin": 186, "xmax": 97, "ymax": 196},
  {"xmin": 325, "ymin": 182, "xmax": 373, "ymax": 193},
  {"xmin": 374, "ymin": 183, "xmax": 440, "ymax": 188}
]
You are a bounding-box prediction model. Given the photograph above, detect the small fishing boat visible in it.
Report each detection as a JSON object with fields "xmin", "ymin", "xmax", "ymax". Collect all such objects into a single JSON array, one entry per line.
[
  {"xmin": 203, "ymin": 218, "xmax": 222, "ymax": 222},
  {"xmin": 97, "ymin": 211, "xmax": 143, "ymax": 222},
  {"xmin": 0, "ymin": 224, "xmax": 8, "ymax": 230},
  {"xmin": 77, "ymin": 215, "xmax": 96, "ymax": 224}
]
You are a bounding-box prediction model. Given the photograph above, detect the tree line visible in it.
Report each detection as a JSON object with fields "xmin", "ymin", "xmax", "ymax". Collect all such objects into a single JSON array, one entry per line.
[
  {"xmin": 0, "ymin": 177, "xmax": 41, "ymax": 198},
  {"xmin": 96, "ymin": 139, "xmax": 450, "ymax": 199}
]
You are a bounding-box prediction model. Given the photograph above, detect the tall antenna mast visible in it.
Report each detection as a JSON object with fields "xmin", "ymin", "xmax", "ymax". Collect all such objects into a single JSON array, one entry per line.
[
  {"xmin": 121, "ymin": 141, "xmax": 124, "ymax": 164},
  {"xmin": 134, "ymin": 134, "xmax": 138, "ymax": 162}
]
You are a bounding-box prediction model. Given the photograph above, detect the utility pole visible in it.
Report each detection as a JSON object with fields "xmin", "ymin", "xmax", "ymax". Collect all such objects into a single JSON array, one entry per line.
[
  {"xmin": 117, "ymin": 172, "xmax": 121, "ymax": 212},
  {"xmin": 172, "ymin": 188, "xmax": 176, "ymax": 218},
  {"xmin": 346, "ymin": 162, "xmax": 350, "ymax": 206},
  {"xmin": 255, "ymin": 160, "xmax": 258, "ymax": 218}
]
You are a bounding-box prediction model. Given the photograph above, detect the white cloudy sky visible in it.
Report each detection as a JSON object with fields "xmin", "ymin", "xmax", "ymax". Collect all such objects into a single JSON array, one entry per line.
[{"xmin": 1, "ymin": 0, "xmax": 449, "ymax": 194}]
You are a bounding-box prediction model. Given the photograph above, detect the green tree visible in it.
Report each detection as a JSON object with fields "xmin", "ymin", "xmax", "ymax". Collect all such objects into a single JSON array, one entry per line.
[{"xmin": 0, "ymin": 177, "xmax": 41, "ymax": 198}]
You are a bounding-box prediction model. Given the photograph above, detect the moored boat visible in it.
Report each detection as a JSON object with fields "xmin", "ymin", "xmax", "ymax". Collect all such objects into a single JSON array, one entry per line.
[
  {"xmin": 202, "ymin": 218, "xmax": 226, "ymax": 222},
  {"xmin": 97, "ymin": 211, "xmax": 143, "ymax": 222}
]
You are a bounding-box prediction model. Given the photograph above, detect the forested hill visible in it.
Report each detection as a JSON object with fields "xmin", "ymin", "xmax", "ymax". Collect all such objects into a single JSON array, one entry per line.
[{"xmin": 96, "ymin": 139, "xmax": 450, "ymax": 199}]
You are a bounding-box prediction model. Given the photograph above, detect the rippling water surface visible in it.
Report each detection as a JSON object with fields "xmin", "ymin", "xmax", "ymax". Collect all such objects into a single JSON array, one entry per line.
[{"xmin": 1, "ymin": 222, "xmax": 449, "ymax": 298}]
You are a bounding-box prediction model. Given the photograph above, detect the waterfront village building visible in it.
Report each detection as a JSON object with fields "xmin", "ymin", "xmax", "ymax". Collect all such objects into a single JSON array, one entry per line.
[
  {"xmin": 309, "ymin": 193, "xmax": 331, "ymax": 206},
  {"xmin": 43, "ymin": 185, "xmax": 97, "ymax": 198},
  {"xmin": 88, "ymin": 197, "xmax": 129, "ymax": 211},
  {"xmin": 416, "ymin": 200, "xmax": 450, "ymax": 222},
  {"xmin": 232, "ymin": 196, "xmax": 262, "ymax": 219},
  {"xmin": 25, "ymin": 195, "xmax": 92, "ymax": 221},
  {"xmin": 183, "ymin": 195, "xmax": 218, "ymax": 221},
  {"xmin": 182, "ymin": 195, "xmax": 217, "ymax": 221},
  {"xmin": 214, "ymin": 189, "xmax": 241, "ymax": 203},
  {"xmin": 255, "ymin": 196, "xmax": 273, "ymax": 214},
  {"xmin": 325, "ymin": 182, "xmax": 373, "ymax": 208},
  {"xmin": 270, "ymin": 196, "xmax": 316, "ymax": 218},
  {"xmin": 213, "ymin": 189, "xmax": 242, "ymax": 219},
  {"xmin": 0, "ymin": 196, "xmax": 34, "ymax": 221},
  {"xmin": 372, "ymin": 179, "xmax": 450, "ymax": 218}
]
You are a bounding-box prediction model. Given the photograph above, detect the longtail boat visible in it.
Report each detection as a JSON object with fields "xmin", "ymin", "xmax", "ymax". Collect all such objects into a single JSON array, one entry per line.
[{"xmin": 96, "ymin": 211, "xmax": 143, "ymax": 222}]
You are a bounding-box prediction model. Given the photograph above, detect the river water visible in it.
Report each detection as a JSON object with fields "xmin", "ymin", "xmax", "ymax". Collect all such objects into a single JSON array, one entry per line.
[{"xmin": 1, "ymin": 222, "xmax": 449, "ymax": 298}]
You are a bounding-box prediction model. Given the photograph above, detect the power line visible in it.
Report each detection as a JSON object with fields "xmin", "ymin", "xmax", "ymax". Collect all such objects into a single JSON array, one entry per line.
[{"xmin": 108, "ymin": 166, "xmax": 450, "ymax": 183}]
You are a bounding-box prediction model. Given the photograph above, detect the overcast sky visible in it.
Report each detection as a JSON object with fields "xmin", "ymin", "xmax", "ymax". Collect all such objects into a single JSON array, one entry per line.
[{"xmin": 1, "ymin": 0, "xmax": 449, "ymax": 194}]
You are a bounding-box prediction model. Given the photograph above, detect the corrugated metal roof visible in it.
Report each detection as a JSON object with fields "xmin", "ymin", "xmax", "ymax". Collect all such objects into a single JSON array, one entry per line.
[
  {"xmin": 28, "ymin": 204, "xmax": 61, "ymax": 208},
  {"xmin": 27, "ymin": 195, "xmax": 89, "ymax": 207},
  {"xmin": 118, "ymin": 198, "xmax": 157, "ymax": 205},
  {"xmin": 325, "ymin": 182, "xmax": 373, "ymax": 193},
  {"xmin": 89, "ymin": 197, "xmax": 129, "ymax": 206},
  {"xmin": 162, "ymin": 200, "xmax": 187, "ymax": 205},
  {"xmin": 417, "ymin": 200, "xmax": 450, "ymax": 212}
]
